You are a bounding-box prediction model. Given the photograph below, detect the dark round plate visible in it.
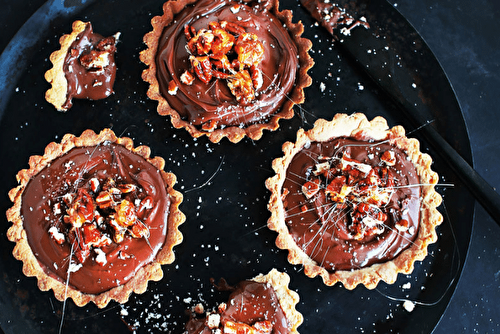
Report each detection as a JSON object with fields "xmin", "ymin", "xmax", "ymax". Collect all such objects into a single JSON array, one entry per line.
[{"xmin": 0, "ymin": 0, "xmax": 473, "ymax": 333}]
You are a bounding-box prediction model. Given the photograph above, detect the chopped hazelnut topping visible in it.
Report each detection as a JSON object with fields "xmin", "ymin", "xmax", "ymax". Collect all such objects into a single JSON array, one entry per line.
[
  {"xmin": 194, "ymin": 303, "xmax": 205, "ymax": 314},
  {"xmin": 395, "ymin": 219, "xmax": 409, "ymax": 232},
  {"xmin": 180, "ymin": 70, "xmax": 195, "ymax": 85},
  {"xmin": 217, "ymin": 302, "xmax": 227, "ymax": 313},
  {"xmin": 207, "ymin": 313, "xmax": 221, "ymax": 329},
  {"xmin": 313, "ymin": 162, "xmax": 330, "ymax": 175},
  {"xmin": 302, "ymin": 178, "xmax": 321, "ymax": 199},
  {"xmin": 94, "ymin": 248, "xmax": 107, "ymax": 266},
  {"xmin": 230, "ymin": 5, "xmax": 241, "ymax": 14},
  {"xmin": 168, "ymin": 80, "xmax": 178, "ymax": 95},
  {"xmin": 183, "ymin": 20, "xmax": 265, "ymax": 103},
  {"xmin": 341, "ymin": 153, "xmax": 372, "ymax": 175},
  {"xmin": 381, "ymin": 150, "xmax": 396, "ymax": 166},
  {"xmin": 50, "ymin": 177, "xmax": 152, "ymax": 266},
  {"xmin": 48, "ymin": 226, "xmax": 66, "ymax": 244},
  {"xmin": 79, "ymin": 50, "xmax": 110, "ymax": 70},
  {"xmin": 89, "ymin": 177, "xmax": 100, "ymax": 192},
  {"xmin": 53, "ymin": 202, "xmax": 62, "ymax": 215},
  {"xmin": 299, "ymin": 150, "xmax": 401, "ymax": 239},
  {"xmin": 223, "ymin": 320, "xmax": 272, "ymax": 334},
  {"xmin": 68, "ymin": 261, "xmax": 82, "ymax": 273}
]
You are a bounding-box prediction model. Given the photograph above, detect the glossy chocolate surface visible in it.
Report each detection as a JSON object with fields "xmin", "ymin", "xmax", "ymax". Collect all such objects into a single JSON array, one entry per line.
[
  {"xmin": 62, "ymin": 23, "xmax": 117, "ymax": 110},
  {"xmin": 20, "ymin": 143, "xmax": 170, "ymax": 294},
  {"xmin": 185, "ymin": 280, "xmax": 289, "ymax": 334},
  {"xmin": 156, "ymin": 0, "xmax": 298, "ymax": 128},
  {"xmin": 0, "ymin": 0, "xmax": 479, "ymax": 332},
  {"xmin": 282, "ymin": 138, "xmax": 421, "ymax": 271}
]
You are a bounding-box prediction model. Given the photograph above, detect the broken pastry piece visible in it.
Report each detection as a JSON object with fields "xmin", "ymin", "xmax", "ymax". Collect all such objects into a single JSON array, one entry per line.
[
  {"xmin": 6, "ymin": 129, "xmax": 185, "ymax": 308},
  {"xmin": 185, "ymin": 269, "xmax": 303, "ymax": 334},
  {"xmin": 266, "ymin": 113, "xmax": 443, "ymax": 289},
  {"xmin": 45, "ymin": 21, "xmax": 120, "ymax": 111}
]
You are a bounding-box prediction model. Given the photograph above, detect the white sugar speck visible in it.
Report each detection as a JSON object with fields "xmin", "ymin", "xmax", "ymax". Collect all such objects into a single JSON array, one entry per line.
[
  {"xmin": 319, "ymin": 82, "xmax": 326, "ymax": 92},
  {"xmin": 403, "ymin": 300, "xmax": 415, "ymax": 312}
]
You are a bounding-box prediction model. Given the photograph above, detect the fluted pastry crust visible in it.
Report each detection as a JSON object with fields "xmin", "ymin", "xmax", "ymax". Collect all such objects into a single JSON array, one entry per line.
[
  {"xmin": 266, "ymin": 113, "xmax": 443, "ymax": 289},
  {"xmin": 6, "ymin": 129, "xmax": 185, "ymax": 308}
]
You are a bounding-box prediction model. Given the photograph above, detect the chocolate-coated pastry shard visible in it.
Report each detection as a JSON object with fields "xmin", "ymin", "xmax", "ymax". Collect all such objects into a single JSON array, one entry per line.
[
  {"xmin": 266, "ymin": 113, "xmax": 443, "ymax": 289},
  {"xmin": 45, "ymin": 21, "xmax": 120, "ymax": 111},
  {"xmin": 6, "ymin": 129, "xmax": 185, "ymax": 308},
  {"xmin": 185, "ymin": 269, "xmax": 303, "ymax": 334},
  {"xmin": 140, "ymin": 0, "xmax": 313, "ymax": 143},
  {"xmin": 299, "ymin": 0, "xmax": 370, "ymax": 38}
]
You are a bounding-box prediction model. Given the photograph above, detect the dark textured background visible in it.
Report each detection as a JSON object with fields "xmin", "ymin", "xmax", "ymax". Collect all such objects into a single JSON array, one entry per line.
[
  {"xmin": 1, "ymin": 0, "xmax": 499, "ymax": 333},
  {"xmin": 385, "ymin": 1, "xmax": 500, "ymax": 333}
]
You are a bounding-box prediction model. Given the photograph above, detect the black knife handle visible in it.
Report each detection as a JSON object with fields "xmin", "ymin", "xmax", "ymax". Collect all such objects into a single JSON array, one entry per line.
[
  {"xmin": 420, "ymin": 120, "xmax": 500, "ymax": 225},
  {"xmin": 332, "ymin": 6, "xmax": 500, "ymax": 226}
]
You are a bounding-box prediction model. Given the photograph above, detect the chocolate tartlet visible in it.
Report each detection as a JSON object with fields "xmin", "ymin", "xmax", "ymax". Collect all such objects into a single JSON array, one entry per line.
[
  {"xmin": 141, "ymin": 0, "xmax": 313, "ymax": 143},
  {"xmin": 45, "ymin": 21, "xmax": 119, "ymax": 111},
  {"xmin": 185, "ymin": 269, "xmax": 303, "ymax": 334},
  {"xmin": 6, "ymin": 129, "xmax": 185, "ymax": 308},
  {"xmin": 266, "ymin": 113, "xmax": 442, "ymax": 289}
]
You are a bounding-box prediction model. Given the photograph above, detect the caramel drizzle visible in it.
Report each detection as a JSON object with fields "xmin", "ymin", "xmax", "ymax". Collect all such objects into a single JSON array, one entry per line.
[
  {"xmin": 175, "ymin": 20, "xmax": 265, "ymax": 110},
  {"xmin": 282, "ymin": 139, "xmax": 424, "ymax": 270},
  {"xmin": 53, "ymin": 138, "xmax": 156, "ymax": 332},
  {"xmin": 49, "ymin": 144, "xmax": 153, "ymax": 271}
]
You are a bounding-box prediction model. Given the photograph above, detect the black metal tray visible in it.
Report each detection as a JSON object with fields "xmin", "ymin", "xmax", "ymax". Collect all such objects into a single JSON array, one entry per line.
[{"xmin": 0, "ymin": 0, "xmax": 474, "ymax": 333}]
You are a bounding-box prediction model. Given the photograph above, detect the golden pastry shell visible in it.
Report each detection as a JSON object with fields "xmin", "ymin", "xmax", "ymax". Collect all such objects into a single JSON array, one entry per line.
[
  {"xmin": 265, "ymin": 113, "xmax": 443, "ymax": 289},
  {"xmin": 140, "ymin": 0, "xmax": 314, "ymax": 143},
  {"xmin": 6, "ymin": 128, "xmax": 185, "ymax": 308}
]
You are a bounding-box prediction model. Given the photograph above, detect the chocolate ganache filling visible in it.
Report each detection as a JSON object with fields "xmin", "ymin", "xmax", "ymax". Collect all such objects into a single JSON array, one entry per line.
[
  {"xmin": 185, "ymin": 280, "xmax": 289, "ymax": 334},
  {"xmin": 20, "ymin": 143, "xmax": 170, "ymax": 294},
  {"xmin": 156, "ymin": 0, "xmax": 299, "ymax": 128},
  {"xmin": 282, "ymin": 138, "xmax": 421, "ymax": 271},
  {"xmin": 62, "ymin": 23, "xmax": 117, "ymax": 110}
]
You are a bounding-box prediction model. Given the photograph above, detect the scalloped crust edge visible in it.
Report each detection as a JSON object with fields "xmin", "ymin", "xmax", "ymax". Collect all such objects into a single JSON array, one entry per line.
[
  {"xmin": 139, "ymin": 0, "xmax": 314, "ymax": 143},
  {"xmin": 44, "ymin": 20, "xmax": 88, "ymax": 112},
  {"xmin": 265, "ymin": 113, "xmax": 443, "ymax": 290},
  {"xmin": 6, "ymin": 128, "xmax": 185, "ymax": 308},
  {"xmin": 252, "ymin": 269, "xmax": 303, "ymax": 333}
]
